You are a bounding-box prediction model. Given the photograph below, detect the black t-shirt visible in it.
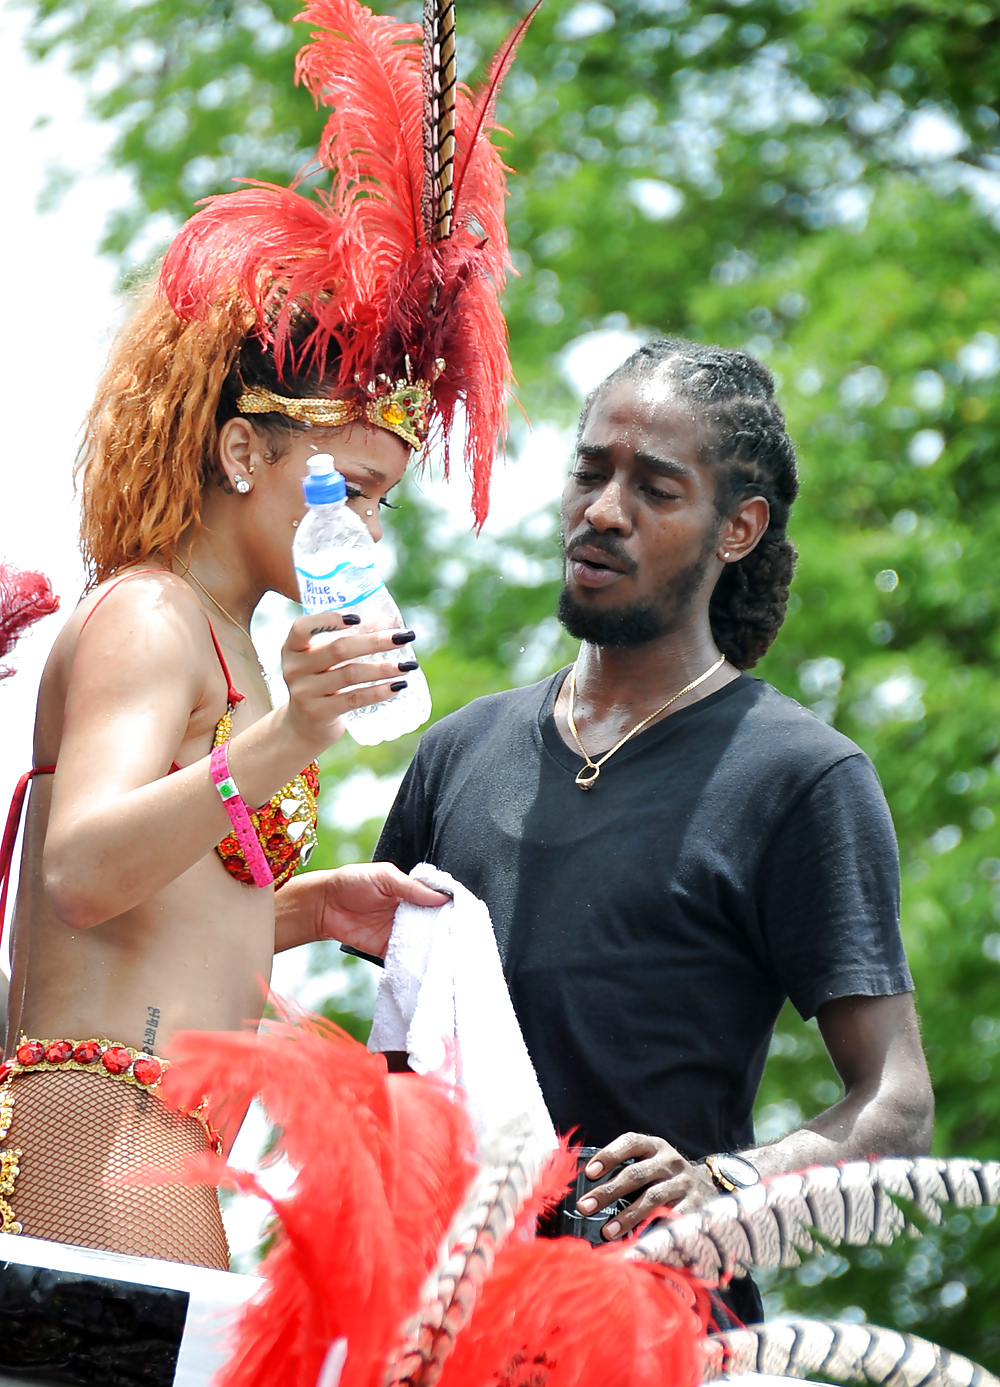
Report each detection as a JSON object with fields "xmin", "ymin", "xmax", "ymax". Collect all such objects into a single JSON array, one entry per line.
[{"xmin": 376, "ymin": 670, "xmax": 912, "ymax": 1157}]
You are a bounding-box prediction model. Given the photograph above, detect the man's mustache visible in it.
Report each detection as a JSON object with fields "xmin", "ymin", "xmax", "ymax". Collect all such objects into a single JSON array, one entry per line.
[{"xmin": 563, "ymin": 529, "xmax": 639, "ymax": 576}]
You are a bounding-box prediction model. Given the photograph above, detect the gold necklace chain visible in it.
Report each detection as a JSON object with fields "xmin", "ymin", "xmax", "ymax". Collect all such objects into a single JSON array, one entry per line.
[
  {"xmin": 566, "ymin": 654, "xmax": 726, "ymax": 791},
  {"xmin": 179, "ymin": 563, "xmax": 251, "ymax": 640},
  {"xmin": 178, "ymin": 564, "xmax": 266, "ymax": 679}
]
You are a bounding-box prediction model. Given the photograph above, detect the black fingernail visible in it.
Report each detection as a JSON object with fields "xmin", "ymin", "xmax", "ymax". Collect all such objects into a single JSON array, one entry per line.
[
  {"xmin": 397, "ymin": 660, "xmax": 419, "ymax": 672},
  {"xmin": 390, "ymin": 679, "xmax": 408, "ymax": 692},
  {"xmin": 392, "ymin": 630, "xmax": 416, "ymax": 645},
  {"xmin": 342, "ymin": 613, "xmax": 362, "ymax": 625}
]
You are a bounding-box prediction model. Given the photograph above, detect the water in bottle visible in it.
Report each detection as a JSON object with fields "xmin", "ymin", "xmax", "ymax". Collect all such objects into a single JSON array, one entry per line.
[{"xmin": 292, "ymin": 454, "xmax": 431, "ymax": 745}]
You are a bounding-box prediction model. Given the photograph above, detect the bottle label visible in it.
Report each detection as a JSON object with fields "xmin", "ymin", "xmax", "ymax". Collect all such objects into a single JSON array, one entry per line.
[{"xmin": 296, "ymin": 560, "xmax": 385, "ymax": 612}]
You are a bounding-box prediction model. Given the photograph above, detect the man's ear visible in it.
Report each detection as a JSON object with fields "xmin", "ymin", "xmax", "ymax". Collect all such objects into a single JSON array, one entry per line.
[
  {"xmin": 716, "ymin": 495, "xmax": 770, "ymax": 563},
  {"xmin": 217, "ymin": 417, "xmax": 266, "ymax": 493}
]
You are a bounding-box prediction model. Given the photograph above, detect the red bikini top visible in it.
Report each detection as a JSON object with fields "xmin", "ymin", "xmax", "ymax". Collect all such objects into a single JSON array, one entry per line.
[{"xmin": 0, "ymin": 570, "xmax": 319, "ymax": 934}]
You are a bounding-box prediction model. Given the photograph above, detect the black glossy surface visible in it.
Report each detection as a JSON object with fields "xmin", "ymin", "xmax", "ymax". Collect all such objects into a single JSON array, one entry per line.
[{"xmin": 0, "ymin": 1262, "xmax": 188, "ymax": 1386}]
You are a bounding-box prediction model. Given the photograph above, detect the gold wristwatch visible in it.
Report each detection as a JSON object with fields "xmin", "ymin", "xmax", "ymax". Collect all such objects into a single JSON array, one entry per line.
[{"xmin": 704, "ymin": 1152, "xmax": 761, "ymax": 1193}]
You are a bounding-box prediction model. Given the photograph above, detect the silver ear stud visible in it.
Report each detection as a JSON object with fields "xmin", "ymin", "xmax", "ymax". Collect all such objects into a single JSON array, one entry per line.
[
  {"xmin": 234, "ymin": 475, "xmax": 251, "ymax": 494},
  {"xmin": 366, "ymin": 509, "xmax": 374, "ymax": 516}
]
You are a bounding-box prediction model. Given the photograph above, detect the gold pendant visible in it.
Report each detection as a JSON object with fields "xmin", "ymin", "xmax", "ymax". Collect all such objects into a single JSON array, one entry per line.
[{"xmin": 575, "ymin": 764, "xmax": 601, "ymax": 790}]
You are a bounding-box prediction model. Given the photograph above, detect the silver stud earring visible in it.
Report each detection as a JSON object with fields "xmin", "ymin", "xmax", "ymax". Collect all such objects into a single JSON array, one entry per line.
[
  {"xmin": 366, "ymin": 509, "xmax": 374, "ymax": 516},
  {"xmin": 234, "ymin": 474, "xmax": 251, "ymax": 494},
  {"xmin": 723, "ymin": 551, "xmax": 731, "ymax": 559}
]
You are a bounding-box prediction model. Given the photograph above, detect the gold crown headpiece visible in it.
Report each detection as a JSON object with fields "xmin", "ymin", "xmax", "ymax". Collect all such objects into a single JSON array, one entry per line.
[{"xmin": 237, "ymin": 375, "xmax": 432, "ymax": 452}]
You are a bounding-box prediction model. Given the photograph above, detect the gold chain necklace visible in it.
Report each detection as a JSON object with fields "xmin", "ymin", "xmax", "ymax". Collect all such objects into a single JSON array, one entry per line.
[
  {"xmin": 180, "ymin": 564, "xmax": 252, "ymax": 639},
  {"xmin": 565, "ymin": 654, "xmax": 726, "ymax": 790},
  {"xmin": 179, "ymin": 564, "xmax": 266, "ymax": 679}
]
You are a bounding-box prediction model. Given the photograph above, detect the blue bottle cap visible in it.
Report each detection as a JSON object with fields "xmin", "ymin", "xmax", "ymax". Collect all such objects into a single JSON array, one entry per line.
[{"xmin": 302, "ymin": 455, "xmax": 347, "ymax": 505}]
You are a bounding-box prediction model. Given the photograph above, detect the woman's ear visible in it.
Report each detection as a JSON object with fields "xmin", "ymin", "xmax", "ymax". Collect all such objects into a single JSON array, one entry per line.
[
  {"xmin": 717, "ymin": 495, "xmax": 770, "ymax": 563},
  {"xmin": 217, "ymin": 418, "xmax": 266, "ymax": 494}
]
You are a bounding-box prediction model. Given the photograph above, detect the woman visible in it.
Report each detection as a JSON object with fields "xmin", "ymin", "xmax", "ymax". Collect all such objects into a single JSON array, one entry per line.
[{"xmin": 0, "ymin": 0, "xmax": 521, "ymax": 1266}]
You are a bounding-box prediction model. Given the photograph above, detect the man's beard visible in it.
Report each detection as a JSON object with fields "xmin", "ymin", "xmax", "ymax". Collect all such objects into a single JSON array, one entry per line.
[{"xmin": 557, "ymin": 536, "xmax": 714, "ymax": 649}]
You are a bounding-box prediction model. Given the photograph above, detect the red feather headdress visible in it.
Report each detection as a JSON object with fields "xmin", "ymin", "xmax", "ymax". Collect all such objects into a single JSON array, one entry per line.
[{"xmin": 160, "ymin": 0, "xmax": 539, "ymax": 527}]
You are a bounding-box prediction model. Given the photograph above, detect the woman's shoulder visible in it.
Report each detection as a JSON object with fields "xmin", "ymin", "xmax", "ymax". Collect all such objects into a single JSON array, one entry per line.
[
  {"xmin": 33, "ymin": 568, "xmax": 218, "ymax": 764},
  {"xmin": 45, "ymin": 566, "xmax": 212, "ymax": 698},
  {"xmin": 74, "ymin": 566, "xmax": 204, "ymax": 633}
]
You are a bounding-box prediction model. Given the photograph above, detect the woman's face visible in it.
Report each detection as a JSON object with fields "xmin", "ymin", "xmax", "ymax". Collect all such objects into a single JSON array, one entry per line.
[{"xmin": 222, "ymin": 419, "xmax": 410, "ymax": 602}]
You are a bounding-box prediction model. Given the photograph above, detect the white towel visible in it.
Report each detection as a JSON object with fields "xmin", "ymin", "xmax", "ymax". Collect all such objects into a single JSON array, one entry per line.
[{"xmin": 368, "ymin": 863, "xmax": 557, "ymax": 1152}]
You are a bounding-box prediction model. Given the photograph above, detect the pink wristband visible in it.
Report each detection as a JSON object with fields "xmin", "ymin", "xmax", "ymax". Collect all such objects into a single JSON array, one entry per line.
[{"xmin": 210, "ymin": 743, "xmax": 274, "ymax": 888}]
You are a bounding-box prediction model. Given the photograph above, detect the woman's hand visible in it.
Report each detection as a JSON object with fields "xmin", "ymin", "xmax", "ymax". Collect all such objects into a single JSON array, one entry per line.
[
  {"xmin": 275, "ymin": 863, "xmax": 451, "ymax": 956},
  {"xmin": 279, "ymin": 613, "xmax": 418, "ymax": 757}
]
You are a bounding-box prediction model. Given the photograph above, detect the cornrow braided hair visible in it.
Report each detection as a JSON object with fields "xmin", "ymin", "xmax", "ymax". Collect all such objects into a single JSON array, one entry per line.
[{"xmin": 588, "ymin": 337, "xmax": 799, "ymax": 670}]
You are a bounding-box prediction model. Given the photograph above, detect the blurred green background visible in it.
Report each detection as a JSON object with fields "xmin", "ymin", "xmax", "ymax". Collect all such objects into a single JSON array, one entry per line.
[{"xmin": 25, "ymin": 0, "xmax": 1000, "ymax": 1350}]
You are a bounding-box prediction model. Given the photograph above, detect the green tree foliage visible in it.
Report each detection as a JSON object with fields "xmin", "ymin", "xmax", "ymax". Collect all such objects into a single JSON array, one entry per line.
[{"xmin": 27, "ymin": 0, "xmax": 1000, "ymax": 1351}]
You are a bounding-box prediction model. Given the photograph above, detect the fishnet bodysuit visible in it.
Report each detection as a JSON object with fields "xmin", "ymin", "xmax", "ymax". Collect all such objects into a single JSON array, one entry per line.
[{"xmin": 4, "ymin": 1070, "xmax": 229, "ymax": 1269}]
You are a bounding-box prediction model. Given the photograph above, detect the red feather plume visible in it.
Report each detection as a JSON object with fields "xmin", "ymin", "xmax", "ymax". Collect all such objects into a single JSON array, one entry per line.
[
  {"xmin": 0, "ymin": 563, "xmax": 59, "ymax": 679},
  {"xmin": 144, "ymin": 1009, "xmax": 708, "ymax": 1387},
  {"xmin": 160, "ymin": 0, "xmax": 538, "ymax": 527},
  {"xmin": 155, "ymin": 1012, "xmax": 478, "ymax": 1387}
]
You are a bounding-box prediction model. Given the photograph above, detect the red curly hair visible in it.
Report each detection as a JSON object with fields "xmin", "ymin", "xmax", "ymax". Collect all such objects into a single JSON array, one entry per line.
[{"xmin": 76, "ymin": 287, "xmax": 247, "ymax": 588}]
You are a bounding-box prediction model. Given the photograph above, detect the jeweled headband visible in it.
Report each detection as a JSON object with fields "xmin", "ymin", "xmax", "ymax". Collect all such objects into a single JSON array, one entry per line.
[{"xmin": 237, "ymin": 378, "xmax": 431, "ymax": 452}]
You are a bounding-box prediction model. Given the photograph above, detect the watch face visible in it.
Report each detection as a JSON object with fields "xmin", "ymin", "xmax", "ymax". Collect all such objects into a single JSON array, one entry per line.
[{"xmin": 714, "ymin": 1154, "xmax": 760, "ymax": 1189}]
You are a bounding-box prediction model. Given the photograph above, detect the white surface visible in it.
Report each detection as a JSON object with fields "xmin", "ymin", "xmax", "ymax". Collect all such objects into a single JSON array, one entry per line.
[{"xmin": 369, "ymin": 863, "xmax": 557, "ymax": 1150}]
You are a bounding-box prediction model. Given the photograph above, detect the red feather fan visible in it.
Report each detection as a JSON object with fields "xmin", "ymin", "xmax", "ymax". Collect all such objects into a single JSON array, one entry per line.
[
  {"xmin": 156, "ymin": 1014, "xmax": 477, "ymax": 1387},
  {"xmin": 160, "ymin": 0, "xmax": 541, "ymax": 527},
  {"xmin": 0, "ymin": 563, "xmax": 59, "ymax": 678},
  {"xmin": 439, "ymin": 1241, "xmax": 706, "ymax": 1387},
  {"xmin": 151, "ymin": 1012, "xmax": 708, "ymax": 1387}
]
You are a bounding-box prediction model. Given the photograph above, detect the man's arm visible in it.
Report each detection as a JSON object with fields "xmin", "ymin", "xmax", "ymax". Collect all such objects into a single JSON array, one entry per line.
[{"xmin": 577, "ymin": 990, "xmax": 933, "ymax": 1239}]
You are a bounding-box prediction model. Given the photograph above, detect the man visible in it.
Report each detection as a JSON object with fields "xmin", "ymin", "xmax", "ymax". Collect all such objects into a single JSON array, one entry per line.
[{"xmin": 376, "ymin": 338, "xmax": 933, "ymax": 1324}]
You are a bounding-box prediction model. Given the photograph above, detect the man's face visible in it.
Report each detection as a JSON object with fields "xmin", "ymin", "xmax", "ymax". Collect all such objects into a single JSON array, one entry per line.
[{"xmin": 558, "ymin": 377, "xmax": 722, "ymax": 647}]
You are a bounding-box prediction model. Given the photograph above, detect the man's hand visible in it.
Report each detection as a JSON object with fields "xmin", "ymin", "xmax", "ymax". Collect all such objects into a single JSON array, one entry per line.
[
  {"xmin": 577, "ymin": 1132, "xmax": 718, "ymax": 1239},
  {"xmin": 274, "ymin": 863, "xmax": 451, "ymax": 955}
]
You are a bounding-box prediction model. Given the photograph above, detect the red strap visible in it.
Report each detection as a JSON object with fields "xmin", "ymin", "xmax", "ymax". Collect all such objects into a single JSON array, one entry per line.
[
  {"xmin": 1, "ymin": 767, "xmax": 55, "ymax": 953},
  {"xmin": 79, "ymin": 569, "xmax": 167, "ymax": 634},
  {"xmin": 206, "ymin": 620, "xmax": 245, "ymax": 706}
]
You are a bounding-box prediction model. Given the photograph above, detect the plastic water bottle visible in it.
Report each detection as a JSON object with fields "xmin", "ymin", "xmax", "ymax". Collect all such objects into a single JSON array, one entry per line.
[{"xmin": 292, "ymin": 455, "xmax": 431, "ymax": 745}]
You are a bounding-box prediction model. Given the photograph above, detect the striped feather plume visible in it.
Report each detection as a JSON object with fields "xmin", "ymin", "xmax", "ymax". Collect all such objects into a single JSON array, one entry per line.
[
  {"xmin": 632, "ymin": 1157, "xmax": 1000, "ymax": 1285},
  {"xmin": 423, "ymin": 0, "xmax": 457, "ymax": 242},
  {"xmin": 160, "ymin": 0, "xmax": 540, "ymax": 527},
  {"xmin": 382, "ymin": 1118, "xmax": 706, "ymax": 1387},
  {"xmin": 383, "ymin": 1115, "xmax": 564, "ymax": 1387},
  {"xmin": 705, "ymin": 1319, "xmax": 998, "ymax": 1387}
]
